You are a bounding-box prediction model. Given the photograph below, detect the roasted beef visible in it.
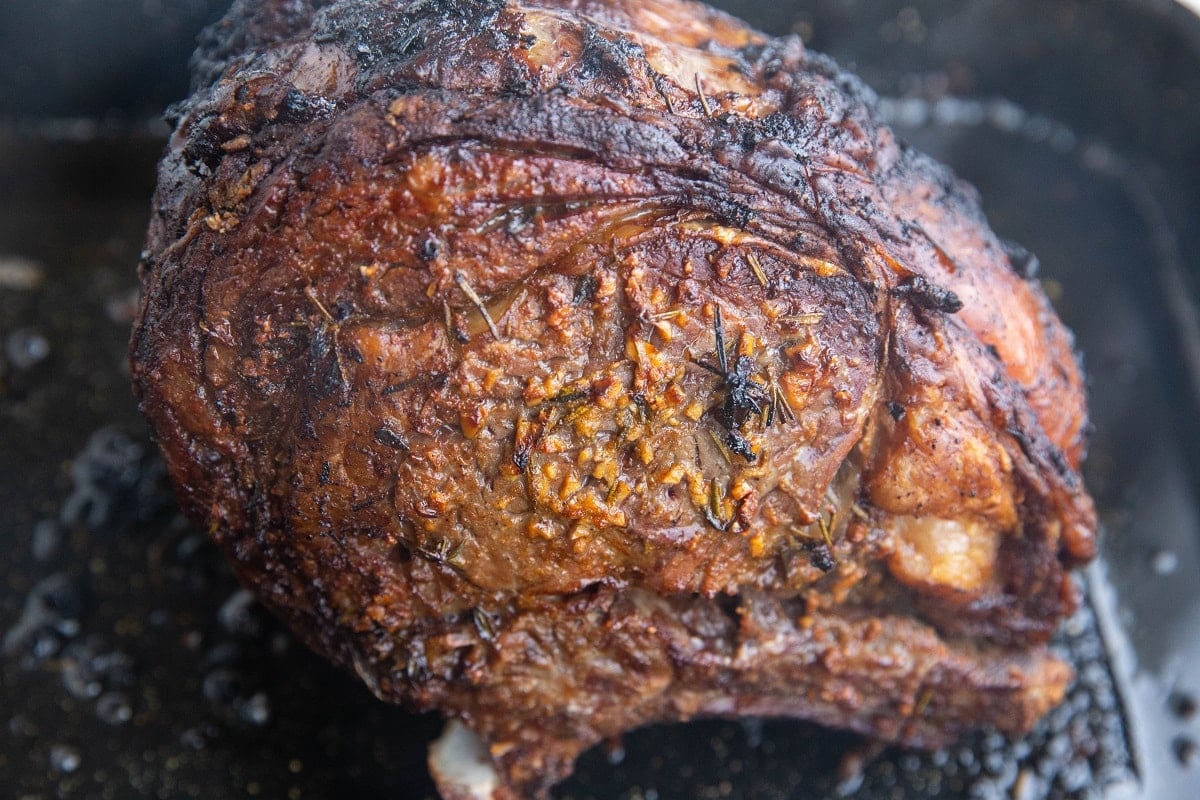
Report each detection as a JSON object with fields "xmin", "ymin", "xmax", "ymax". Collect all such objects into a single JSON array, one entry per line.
[{"xmin": 130, "ymin": 0, "xmax": 1097, "ymax": 796}]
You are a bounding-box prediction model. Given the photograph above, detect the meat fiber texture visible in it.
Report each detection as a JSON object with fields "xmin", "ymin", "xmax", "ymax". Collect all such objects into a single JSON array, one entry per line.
[{"xmin": 130, "ymin": 0, "xmax": 1097, "ymax": 797}]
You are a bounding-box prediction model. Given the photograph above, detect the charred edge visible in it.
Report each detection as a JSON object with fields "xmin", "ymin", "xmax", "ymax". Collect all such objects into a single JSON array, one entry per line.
[
  {"xmin": 350, "ymin": 496, "xmax": 379, "ymax": 511},
  {"xmin": 512, "ymin": 414, "xmax": 548, "ymax": 473},
  {"xmin": 309, "ymin": 325, "xmax": 348, "ymax": 399},
  {"xmin": 893, "ymin": 275, "xmax": 963, "ymax": 314},
  {"xmin": 573, "ymin": 274, "xmax": 598, "ymax": 306},
  {"xmin": 383, "ymin": 374, "xmax": 437, "ymax": 395},
  {"xmin": 807, "ymin": 541, "xmax": 836, "ymax": 572},
  {"xmin": 793, "ymin": 514, "xmax": 838, "ymax": 572},
  {"xmin": 1011, "ymin": 426, "xmax": 1078, "ymax": 490},
  {"xmin": 726, "ymin": 430, "xmax": 756, "ymax": 462},
  {"xmin": 374, "ymin": 426, "xmax": 410, "ymax": 450},
  {"xmin": 1049, "ymin": 450, "xmax": 1079, "ymax": 492},
  {"xmin": 298, "ymin": 405, "xmax": 319, "ymax": 441},
  {"xmin": 280, "ymin": 89, "xmax": 335, "ymax": 124},
  {"xmin": 887, "ymin": 401, "xmax": 906, "ymax": 421},
  {"xmin": 1006, "ymin": 426, "xmax": 1035, "ymax": 465},
  {"xmin": 712, "ymin": 199, "xmax": 755, "ymax": 228},
  {"xmin": 418, "ymin": 235, "xmax": 440, "ymax": 261},
  {"xmin": 718, "ymin": 355, "xmax": 769, "ymax": 456},
  {"xmin": 579, "ymin": 24, "xmax": 634, "ymax": 81}
]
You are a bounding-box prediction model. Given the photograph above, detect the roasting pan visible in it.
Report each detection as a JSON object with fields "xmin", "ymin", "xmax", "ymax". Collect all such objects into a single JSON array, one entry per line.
[{"xmin": 2, "ymin": 1, "xmax": 1199, "ymax": 798}]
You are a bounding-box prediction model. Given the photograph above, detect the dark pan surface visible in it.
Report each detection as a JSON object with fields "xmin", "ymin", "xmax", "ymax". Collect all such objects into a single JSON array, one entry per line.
[{"xmin": 1, "ymin": 1, "xmax": 1198, "ymax": 798}]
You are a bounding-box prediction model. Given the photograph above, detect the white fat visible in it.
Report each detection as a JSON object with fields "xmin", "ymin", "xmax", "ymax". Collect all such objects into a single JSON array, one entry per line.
[
  {"xmin": 889, "ymin": 515, "xmax": 999, "ymax": 594},
  {"xmin": 428, "ymin": 720, "xmax": 500, "ymax": 800}
]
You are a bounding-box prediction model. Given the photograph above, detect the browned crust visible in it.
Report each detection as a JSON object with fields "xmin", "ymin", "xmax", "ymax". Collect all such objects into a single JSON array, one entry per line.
[{"xmin": 131, "ymin": 0, "xmax": 1096, "ymax": 796}]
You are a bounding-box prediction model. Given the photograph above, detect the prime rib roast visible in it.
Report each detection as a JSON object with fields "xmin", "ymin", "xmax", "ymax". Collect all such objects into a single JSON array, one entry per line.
[{"xmin": 130, "ymin": 0, "xmax": 1097, "ymax": 796}]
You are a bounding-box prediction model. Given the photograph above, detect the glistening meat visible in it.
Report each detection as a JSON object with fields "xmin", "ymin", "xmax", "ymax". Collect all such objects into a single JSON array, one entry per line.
[{"xmin": 130, "ymin": 0, "xmax": 1098, "ymax": 797}]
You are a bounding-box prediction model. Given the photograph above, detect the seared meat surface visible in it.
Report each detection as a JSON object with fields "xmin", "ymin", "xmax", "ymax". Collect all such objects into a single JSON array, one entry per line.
[{"xmin": 131, "ymin": 0, "xmax": 1096, "ymax": 796}]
